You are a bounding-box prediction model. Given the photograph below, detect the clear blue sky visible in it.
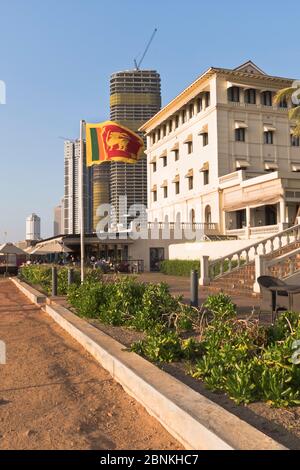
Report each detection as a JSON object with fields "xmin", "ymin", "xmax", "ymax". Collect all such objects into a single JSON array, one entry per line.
[{"xmin": 0, "ymin": 0, "xmax": 299, "ymax": 242}]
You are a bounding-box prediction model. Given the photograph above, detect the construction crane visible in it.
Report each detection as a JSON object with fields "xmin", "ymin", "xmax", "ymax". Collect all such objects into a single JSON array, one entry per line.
[
  {"xmin": 58, "ymin": 136, "xmax": 77, "ymax": 142},
  {"xmin": 134, "ymin": 28, "xmax": 158, "ymax": 70}
]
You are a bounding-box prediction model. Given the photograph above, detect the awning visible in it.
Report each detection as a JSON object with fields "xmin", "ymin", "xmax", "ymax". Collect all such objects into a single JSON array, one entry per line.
[
  {"xmin": 160, "ymin": 180, "xmax": 168, "ymax": 188},
  {"xmin": 172, "ymin": 175, "xmax": 180, "ymax": 183},
  {"xmin": 236, "ymin": 159, "xmax": 250, "ymax": 169},
  {"xmin": 171, "ymin": 142, "xmax": 179, "ymax": 151},
  {"xmin": 30, "ymin": 243, "xmax": 73, "ymax": 255},
  {"xmin": 292, "ymin": 164, "xmax": 300, "ymax": 172},
  {"xmin": 150, "ymin": 156, "xmax": 157, "ymax": 164},
  {"xmin": 185, "ymin": 169, "xmax": 194, "ymax": 178},
  {"xmin": 183, "ymin": 134, "xmax": 193, "ymax": 144},
  {"xmin": 198, "ymin": 124, "xmax": 208, "ymax": 135},
  {"xmin": 159, "ymin": 151, "xmax": 167, "ymax": 158},
  {"xmin": 151, "ymin": 185, "xmax": 157, "ymax": 192},
  {"xmin": 200, "ymin": 161, "xmax": 209, "ymax": 172},
  {"xmin": 223, "ymin": 178, "xmax": 284, "ymax": 212},
  {"xmin": 264, "ymin": 161, "xmax": 278, "ymax": 170},
  {"xmin": 264, "ymin": 124, "xmax": 276, "ymax": 132},
  {"xmin": 235, "ymin": 121, "xmax": 248, "ymax": 129}
]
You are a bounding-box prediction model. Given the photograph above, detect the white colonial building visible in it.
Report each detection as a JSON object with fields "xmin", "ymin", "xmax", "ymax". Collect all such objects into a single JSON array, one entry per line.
[{"xmin": 140, "ymin": 61, "xmax": 300, "ymax": 240}]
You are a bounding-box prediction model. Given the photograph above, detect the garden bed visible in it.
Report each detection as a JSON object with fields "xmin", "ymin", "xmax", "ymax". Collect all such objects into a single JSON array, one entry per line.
[
  {"xmin": 53, "ymin": 296, "xmax": 300, "ymax": 449},
  {"xmin": 19, "ymin": 265, "xmax": 300, "ymax": 449}
]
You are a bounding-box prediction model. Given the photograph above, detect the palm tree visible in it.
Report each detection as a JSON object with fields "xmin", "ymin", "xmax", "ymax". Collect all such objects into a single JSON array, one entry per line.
[{"xmin": 274, "ymin": 83, "xmax": 300, "ymax": 136}]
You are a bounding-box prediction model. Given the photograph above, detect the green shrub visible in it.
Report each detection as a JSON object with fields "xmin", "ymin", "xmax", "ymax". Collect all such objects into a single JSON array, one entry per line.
[
  {"xmin": 191, "ymin": 304, "xmax": 300, "ymax": 407},
  {"xmin": 131, "ymin": 327, "xmax": 202, "ymax": 363},
  {"xmin": 160, "ymin": 260, "xmax": 199, "ymax": 277},
  {"xmin": 160, "ymin": 259, "xmax": 243, "ymax": 278},
  {"xmin": 67, "ymin": 281, "xmax": 107, "ymax": 318},
  {"xmin": 19, "ymin": 265, "xmax": 80, "ymax": 295},
  {"xmin": 268, "ymin": 311, "xmax": 300, "ymax": 343},
  {"xmin": 203, "ymin": 293, "xmax": 236, "ymax": 320},
  {"xmin": 131, "ymin": 328, "xmax": 183, "ymax": 363},
  {"xmin": 67, "ymin": 276, "xmax": 197, "ymax": 332},
  {"xmin": 101, "ymin": 277, "xmax": 146, "ymax": 326},
  {"xmin": 20, "ymin": 265, "xmax": 52, "ymax": 294}
]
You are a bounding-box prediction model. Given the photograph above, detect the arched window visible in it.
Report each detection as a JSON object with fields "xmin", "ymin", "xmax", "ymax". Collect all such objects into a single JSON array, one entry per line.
[
  {"xmin": 205, "ymin": 205, "xmax": 212, "ymax": 224},
  {"xmin": 175, "ymin": 212, "xmax": 181, "ymax": 226}
]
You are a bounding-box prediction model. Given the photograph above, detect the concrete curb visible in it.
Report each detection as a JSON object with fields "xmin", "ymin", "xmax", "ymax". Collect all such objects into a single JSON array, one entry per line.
[
  {"xmin": 11, "ymin": 279, "xmax": 287, "ymax": 450},
  {"xmin": 10, "ymin": 278, "xmax": 46, "ymax": 306}
]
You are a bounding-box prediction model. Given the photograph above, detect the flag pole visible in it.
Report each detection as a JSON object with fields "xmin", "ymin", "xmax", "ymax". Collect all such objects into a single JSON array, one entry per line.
[{"xmin": 80, "ymin": 119, "xmax": 86, "ymax": 283}]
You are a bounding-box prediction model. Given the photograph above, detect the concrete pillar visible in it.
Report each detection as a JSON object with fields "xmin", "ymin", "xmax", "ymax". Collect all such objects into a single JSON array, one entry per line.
[
  {"xmin": 68, "ymin": 268, "xmax": 74, "ymax": 286},
  {"xmin": 199, "ymin": 256, "xmax": 210, "ymax": 286},
  {"xmin": 253, "ymin": 254, "xmax": 266, "ymax": 293},
  {"xmin": 52, "ymin": 266, "xmax": 58, "ymax": 297},
  {"xmin": 279, "ymin": 199, "xmax": 287, "ymax": 224},
  {"xmin": 278, "ymin": 199, "xmax": 289, "ymax": 231},
  {"xmin": 190, "ymin": 270, "xmax": 199, "ymax": 308}
]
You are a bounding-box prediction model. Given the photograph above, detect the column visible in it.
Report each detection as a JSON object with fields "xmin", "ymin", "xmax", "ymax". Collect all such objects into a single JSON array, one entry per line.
[
  {"xmin": 253, "ymin": 254, "xmax": 266, "ymax": 293},
  {"xmin": 278, "ymin": 199, "xmax": 288, "ymax": 231},
  {"xmin": 245, "ymin": 206, "xmax": 251, "ymax": 239},
  {"xmin": 199, "ymin": 256, "xmax": 210, "ymax": 286}
]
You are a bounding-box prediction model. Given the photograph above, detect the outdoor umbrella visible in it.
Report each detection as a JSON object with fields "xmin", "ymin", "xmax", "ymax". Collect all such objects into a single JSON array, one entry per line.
[{"xmin": 0, "ymin": 243, "xmax": 27, "ymax": 275}]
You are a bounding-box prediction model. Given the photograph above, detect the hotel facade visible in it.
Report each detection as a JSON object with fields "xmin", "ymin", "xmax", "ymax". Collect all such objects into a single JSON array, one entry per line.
[{"xmin": 140, "ymin": 61, "xmax": 300, "ymax": 240}]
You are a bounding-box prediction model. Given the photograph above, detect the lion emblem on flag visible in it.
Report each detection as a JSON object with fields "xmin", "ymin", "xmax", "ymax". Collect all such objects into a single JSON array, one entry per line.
[{"xmin": 107, "ymin": 131, "xmax": 131, "ymax": 152}]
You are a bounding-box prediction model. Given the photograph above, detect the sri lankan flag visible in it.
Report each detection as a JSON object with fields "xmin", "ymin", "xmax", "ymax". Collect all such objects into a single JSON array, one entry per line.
[{"xmin": 86, "ymin": 121, "xmax": 144, "ymax": 167}]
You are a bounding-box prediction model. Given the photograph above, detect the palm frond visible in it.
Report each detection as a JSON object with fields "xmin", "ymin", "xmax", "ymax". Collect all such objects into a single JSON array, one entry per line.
[
  {"xmin": 289, "ymin": 106, "xmax": 300, "ymax": 121},
  {"xmin": 292, "ymin": 123, "xmax": 300, "ymax": 137},
  {"xmin": 273, "ymin": 87, "xmax": 297, "ymax": 104}
]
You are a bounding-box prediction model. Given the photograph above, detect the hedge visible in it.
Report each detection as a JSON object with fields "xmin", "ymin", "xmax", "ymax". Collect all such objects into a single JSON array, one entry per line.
[{"xmin": 160, "ymin": 260, "xmax": 200, "ymax": 277}]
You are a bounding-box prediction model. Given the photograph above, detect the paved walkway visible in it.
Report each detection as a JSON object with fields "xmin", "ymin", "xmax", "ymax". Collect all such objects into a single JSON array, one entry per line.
[{"xmin": 0, "ymin": 279, "xmax": 181, "ymax": 450}]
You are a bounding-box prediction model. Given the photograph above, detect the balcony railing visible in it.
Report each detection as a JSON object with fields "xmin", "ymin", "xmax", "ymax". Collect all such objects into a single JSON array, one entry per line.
[
  {"xmin": 147, "ymin": 222, "xmax": 219, "ymax": 234},
  {"xmin": 226, "ymin": 224, "xmax": 283, "ymax": 238},
  {"xmin": 206, "ymin": 224, "xmax": 300, "ymax": 282}
]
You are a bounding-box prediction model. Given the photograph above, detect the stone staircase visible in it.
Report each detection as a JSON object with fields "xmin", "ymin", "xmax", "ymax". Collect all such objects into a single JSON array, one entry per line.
[{"xmin": 203, "ymin": 225, "xmax": 300, "ymax": 297}]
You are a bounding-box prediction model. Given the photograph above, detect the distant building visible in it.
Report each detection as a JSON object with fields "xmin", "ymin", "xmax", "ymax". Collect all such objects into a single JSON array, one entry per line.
[
  {"xmin": 63, "ymin": 140, "xmax": 92, "ymax": 235},
  {"xmin": 26, "ymin": 213, "xmax": 41, "ymax": 241},
  {"xmin": 108, "ymin": 69, "xmax": 161, "ymax": 225},
  {"xmin": 53, "ymin": 199, "xmax": 64, "ymax": 236}
]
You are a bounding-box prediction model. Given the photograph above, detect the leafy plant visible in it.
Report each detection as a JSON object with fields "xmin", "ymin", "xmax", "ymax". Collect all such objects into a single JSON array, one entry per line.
[
  {"xmin": 160, "ymin": 260, "xmax": 200, "ymax": 277},
  {"xmin": 131, "ymin": 327, "xmax": 202, "ymax": 363}
]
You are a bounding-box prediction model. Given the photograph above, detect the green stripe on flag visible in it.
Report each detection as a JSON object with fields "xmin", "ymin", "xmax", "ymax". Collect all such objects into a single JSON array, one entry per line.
[{"xmin": 90, "ymin": 128, "xmax": 100, "ymax": 162}]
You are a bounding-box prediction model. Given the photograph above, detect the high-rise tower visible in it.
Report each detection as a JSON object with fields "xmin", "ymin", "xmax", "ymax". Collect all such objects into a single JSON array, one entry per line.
[
  {"xmin": 109, "ymin": 69, "xmax": 161, "ymax": 224},
  {"xmin": 26, "ymin": 214, "xmax": 41, "ymax": 241},
  {"xmin": 63, "ymin": 140, "xmax": 92, "ymax": 235}
]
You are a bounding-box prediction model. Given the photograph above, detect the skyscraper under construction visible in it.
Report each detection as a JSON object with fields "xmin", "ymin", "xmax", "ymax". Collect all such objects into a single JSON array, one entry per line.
[
  {"xmin": 109, "ymin": 69, "xmax": 161, "ymax": 225},
  {"xmin": 91, "ymin": 69, "xmax": 161, "ymax": 231}
]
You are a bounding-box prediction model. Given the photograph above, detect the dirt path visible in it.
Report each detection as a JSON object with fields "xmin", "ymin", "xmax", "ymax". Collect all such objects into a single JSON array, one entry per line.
[{"xmin": 0, "ymin": 279, "xmax": 181, "ymax": 450}]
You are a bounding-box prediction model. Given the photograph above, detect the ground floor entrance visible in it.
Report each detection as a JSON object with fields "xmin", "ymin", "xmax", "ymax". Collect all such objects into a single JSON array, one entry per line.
[{"xmin": 150, "ymin": 248, "xmax": 165, "ymax": 272}]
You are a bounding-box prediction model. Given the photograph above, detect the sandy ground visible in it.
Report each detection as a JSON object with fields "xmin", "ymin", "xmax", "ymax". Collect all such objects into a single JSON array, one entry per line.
[{"xmin": 0, "ymin": 279, "xmax": 181, "ymax": 450}]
